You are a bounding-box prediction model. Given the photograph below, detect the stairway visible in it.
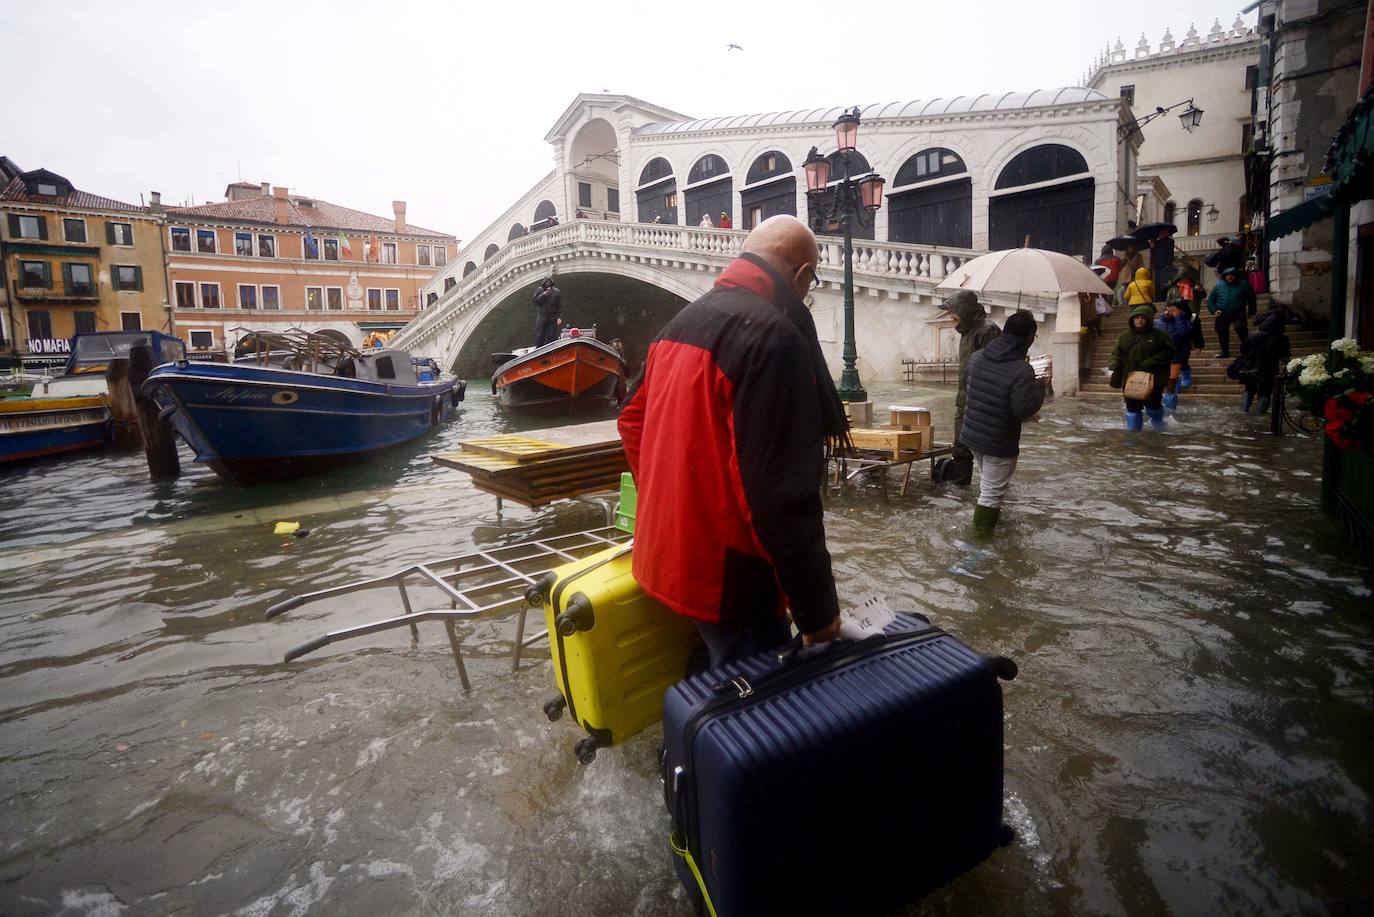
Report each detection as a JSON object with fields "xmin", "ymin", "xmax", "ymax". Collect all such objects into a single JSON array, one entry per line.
[{"xmin": 1077, "ymin": 298, "xmax": 1326, "ymax": 400}]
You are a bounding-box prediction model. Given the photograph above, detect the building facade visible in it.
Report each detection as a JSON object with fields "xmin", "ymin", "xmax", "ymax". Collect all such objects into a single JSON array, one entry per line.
[
  {"xmin": 162, "ymin": 183, "xmax": 457, "ymax": 354},
  {"xmin": 1252, "ymin": 0, "xmax": 1368, "ymax": 317},
  {"xmin": 1, "ymin": 163, "xmax": 170, "ymax": 370}
]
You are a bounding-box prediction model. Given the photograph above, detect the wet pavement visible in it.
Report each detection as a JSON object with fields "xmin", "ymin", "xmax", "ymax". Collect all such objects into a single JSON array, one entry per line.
[{"xmin": 1, "ymin": 382, "xmax": 1370, "ymax": 915}]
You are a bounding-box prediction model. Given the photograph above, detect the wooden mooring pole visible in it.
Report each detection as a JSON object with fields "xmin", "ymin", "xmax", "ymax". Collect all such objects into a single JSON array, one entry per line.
[{"xmin": 105, "ymin": 345, "xmax": 180, "ymax": 479}]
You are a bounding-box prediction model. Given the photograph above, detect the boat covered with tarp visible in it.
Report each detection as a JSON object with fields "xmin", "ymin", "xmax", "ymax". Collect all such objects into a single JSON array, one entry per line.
[{"xmin": 143, "ymin": 328, "xmax": 464, "ymax": 484}]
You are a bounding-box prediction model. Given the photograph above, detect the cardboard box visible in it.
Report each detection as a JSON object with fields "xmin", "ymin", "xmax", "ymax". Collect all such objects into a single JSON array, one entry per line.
[
  {"xmin": 850, "ymin": 427, "xmax": 919, "ymax": 458},
  {"xmin": 846, "ymin": 401, "xmax": 874, "ymax": 426}
]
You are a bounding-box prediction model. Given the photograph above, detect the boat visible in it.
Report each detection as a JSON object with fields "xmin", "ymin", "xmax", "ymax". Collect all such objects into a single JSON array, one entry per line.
[
  {"xmin": 1, "ymin": 331, "xmax": 186, "ymax": 465},
  {"xmin": 491, "ymin": 328, "xmax": 627, "ymax": 413},
  {"xmin": 143, "ymin": 329, "xmax": 465, "ymax": 484}
]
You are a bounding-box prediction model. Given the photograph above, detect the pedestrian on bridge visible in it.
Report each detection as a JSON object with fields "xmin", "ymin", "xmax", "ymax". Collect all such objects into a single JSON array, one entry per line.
[
  {"xmin": 1109, "ymin": 305, "xmax": 1174, "ymax": 431},
  {"xmin": 1208, "ymin": 266, "xmax": 1256, "ymax": 359},
  {"xmin": 533, "ymin": 278, "xmax": 562, "ymax": 347}
]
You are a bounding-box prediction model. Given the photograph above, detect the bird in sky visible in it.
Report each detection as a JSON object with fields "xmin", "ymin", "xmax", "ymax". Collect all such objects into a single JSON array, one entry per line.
[{"xmin": 726, "ymin": 43, "xmax": 743, "ymax": 51}]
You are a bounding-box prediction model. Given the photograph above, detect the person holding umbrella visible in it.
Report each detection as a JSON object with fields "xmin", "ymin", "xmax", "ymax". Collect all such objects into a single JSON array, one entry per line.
[
  {"xmin": 1146, "ymin": 225, "xmax": 1177, "ymax": 300},
  {"xmin": 938, "ymin": 290, "xmax": 1001, "ymax": 485}
]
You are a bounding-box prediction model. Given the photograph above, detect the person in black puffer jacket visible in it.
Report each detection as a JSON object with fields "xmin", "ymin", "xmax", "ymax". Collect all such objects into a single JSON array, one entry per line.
[{"xmin": 960, "ymin": 310, "xmax": 1046, "ymax": 534}]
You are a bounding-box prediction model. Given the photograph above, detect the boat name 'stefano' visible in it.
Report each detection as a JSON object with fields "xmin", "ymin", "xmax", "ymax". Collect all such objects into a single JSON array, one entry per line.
[{"xmin": 209, "ymin": 387, "xmax": 271, "ymax": 404}]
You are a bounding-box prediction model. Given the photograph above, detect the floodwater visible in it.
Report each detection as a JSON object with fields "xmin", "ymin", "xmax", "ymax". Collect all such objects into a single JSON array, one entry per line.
[{"xmin": 1, "ymin": 382, "xmax": 1371, "ymax": 916}]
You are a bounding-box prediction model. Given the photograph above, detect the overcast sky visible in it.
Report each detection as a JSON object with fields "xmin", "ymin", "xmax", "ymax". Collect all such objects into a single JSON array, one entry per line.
[{"xmin": 1, "ymin": 0, "xmax": 1252, "ymax": 245}]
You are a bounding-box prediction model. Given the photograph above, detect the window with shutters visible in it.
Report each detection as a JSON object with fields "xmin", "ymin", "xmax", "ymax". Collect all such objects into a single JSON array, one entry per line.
[
  {"xmin": 13, "ymin": 215, "xmax": 45, "ymax": 239},
  {"xmin": 65, "ymin": 263, "xmax": 94, "ymax": 296},
  {"xmin": 306, "ymin": 286, "xmax": 324, "ymax": 310},
  {"xmin": 113, "ymin": 265, "xmax": 142, "ymax": 291},
  {"xmin": 384, "ymin": 289, "xmax": 400, "ymax": 310},
  {"xmin": 578, "ymin": 182, "xmax": 593, "ymax": 208},
  {"xmin": 235, "ymin": 232, "xmax": 254, "ymax": 256},
  {"xmin": 63, "ymin": 218, "xmax": 86, "ymax": 243},
  {"xmin": 190, "ymin": 331, "xmax": 214, "ymax": 349},
  {"xmin": 19, "ymin": 260, "xmax": 51, "ymax": 288},
  {"xmin": 195, "ymin": 229, "xmax": 216, "ymax": 253},
  {"xmin": 607, "ymin": 188, "xmax": 619, "ymax": 213},
  {"xmin": 200, "ymin": 282, "xmax": 221, "ymax": 309},
  {"xmin": 238, "ymin": 284, "xmax": 258, "ymax": 309},
  {"xmin": 27, "ymin": 310, "xmax": 53, "ymax": 339},
  {"xmin": 108, "ymin": 222, "xmax": 134, "ymax": 246},
  {"xmin": 326, "ymin": 287, "xmax": 343, "ymax": 310},
  {"xmin": 75, "ymin": 311, "xmax": 97, "ymax": 334},
  {"xmin": 433, "ymin": 246, "xmax": 447, "ymax": 266},
  {"xmin": 170, "ymin": 227, "xmax": 191, "ymax": 251},
  {"xmin": 367, "ymin": 288, "xmax": 382, "ymax": 310},
  {"xmin": 257, "ymin": 234, "xmax": 275, "ymax": 257},
  {"xmin": 121, "ymin": 312, "xmax": 142, "ymax": 331},
  {"xmin": 417, "ymin": 244, "xmax": 431, "ymax": 266},
  {"xmin": 174, "ymin": 281, "xmax": 196, "ymax": 308},
  {"xmin": 381, "ymin": 242, "xmax": 397, "ymax": 264}
]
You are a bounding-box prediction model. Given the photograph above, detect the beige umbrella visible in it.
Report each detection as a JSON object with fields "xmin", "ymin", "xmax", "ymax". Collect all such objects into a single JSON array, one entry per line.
[{"xmin": 936, "ymin": 247, "xmax": 1113, "ymax": 298}]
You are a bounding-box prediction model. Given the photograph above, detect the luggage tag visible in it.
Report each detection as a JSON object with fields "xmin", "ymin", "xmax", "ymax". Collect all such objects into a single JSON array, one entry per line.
[{"xmin": 839, "ymin": 595, "xmax": 896, "ymax": 640}]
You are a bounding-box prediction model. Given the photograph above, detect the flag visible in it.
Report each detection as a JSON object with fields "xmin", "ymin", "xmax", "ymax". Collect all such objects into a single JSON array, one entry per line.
[
  {"xmin": 337, "ymin": 232, "xmax": 353, "ymax": 258},
  {"xmin": 304, "ymin": 229, "xmax": 318, "ymax": 258}
]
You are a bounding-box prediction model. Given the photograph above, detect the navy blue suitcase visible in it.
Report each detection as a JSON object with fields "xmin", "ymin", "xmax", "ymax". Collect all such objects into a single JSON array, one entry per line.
[{"xmin": 661, "ymin": 613, "xmax": 1017, "ymax": 917}]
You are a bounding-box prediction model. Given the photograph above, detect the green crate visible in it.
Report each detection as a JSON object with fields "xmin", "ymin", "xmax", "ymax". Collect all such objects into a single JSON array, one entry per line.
[{"xmin": 613, "ymin": 472, "xmax": 637, "ymax": 534}]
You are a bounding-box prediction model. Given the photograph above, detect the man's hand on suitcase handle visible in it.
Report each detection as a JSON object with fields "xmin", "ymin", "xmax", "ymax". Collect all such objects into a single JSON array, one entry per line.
[{"xmin": 802, "ymin": 615, "xmax": 842, "ymax": 646}]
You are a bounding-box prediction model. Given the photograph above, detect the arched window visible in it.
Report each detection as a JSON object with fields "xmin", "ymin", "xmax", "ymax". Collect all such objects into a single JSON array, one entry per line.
[
  {"xmin": 445, "ymin": 276, "xmax": 457, "ymax": 291},
  {"xmin": 807, "ymin": 150, "xmax": 875, "ymax": 241},
  {"xmin": 1186, "ymin": 199, "xmax": 1203, "ymax": 236},
  {"xmin": 684, "ymin": 154, "xmax": 732, "ymax": 227},
  {"xmin": 993, "ymin": 144, "xmax": 1089, "ymax": 190},
  {"xmin": 483, "ymin": 243, "xmax": 499, "ymax": 261},
  {"xmin": 462, "ymin": 261, "xmax": 476, "ymax": 278},
  {"xmin": 741, "ymin": 151, "xmax": 795, "ymax": 229},
  {"xmin": 427, "ymin": 291, "xmax": 438, "ymax": 306},
  {"xmin": 988, "ymin": 143, "xmax": 1095, "ymax": 257},
  {"xmin": 533, "ymin": 199, "xmax": 557, "ymax": 222},
  {"xmin": 508, "ymin": 223, "xmax": 527, "ymax": 241},
  {"xmin": 637, "ymin": 157, "xmax": 677, "ymax": 224},
  {"xmin": 889, "ymin": 148, "xmax": 971, "ymax": 247},
  {"xmin": 1163, "ymin": 201, "xmax": 1177, "ymax": 225}
]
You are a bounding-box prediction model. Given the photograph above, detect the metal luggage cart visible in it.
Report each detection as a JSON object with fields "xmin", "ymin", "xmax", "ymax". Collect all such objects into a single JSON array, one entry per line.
[{"xmin": 265, "ymin": 526, "xmax": 631, "ymax": 690}]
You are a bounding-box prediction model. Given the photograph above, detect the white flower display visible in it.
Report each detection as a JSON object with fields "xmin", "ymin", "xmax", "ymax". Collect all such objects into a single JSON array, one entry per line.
[
  {"xmin": 1288, "ymin": 357, "xmax": 1305, "ymax": 373},
  {"xmin": 1336, "ymin": 369, "xmax": 1350, "ymax": 378},
  {"xmin": 1298, "ymin": 366, "xmax": 1331, "ymax": 386},
  {"xmin": 1331, "ymin": 337, "xmax": 1360, "ymax": 354},
  {"xmin": 1304, "ymin": 352, "xmax": 1326, "ymax": 367},
  {"xmin": 1361, "ymin": 356, "xmax": 1374, "ymax": 375}
]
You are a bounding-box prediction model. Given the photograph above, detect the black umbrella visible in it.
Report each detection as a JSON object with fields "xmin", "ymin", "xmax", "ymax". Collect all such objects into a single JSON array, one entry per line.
[
  {"xmin": 1107, "ymin": 235, "xmax": 1143, "ymax": 250},
  {"xmin": 1133, "ymin": 221, "xmax": 1178, "ymax": 240}
]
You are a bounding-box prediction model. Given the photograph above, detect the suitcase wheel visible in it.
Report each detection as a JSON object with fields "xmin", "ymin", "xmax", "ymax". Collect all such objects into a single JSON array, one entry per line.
[
  {"xmin": 526, "ymin": 572, "xmax": 557, "ymax": 608},
  {"xmin": 554, "ymin": 593, "xmax": 595, "ymax": 636},
  {"xmin": 986, "ymin": 655, "xmax": 1018, "ymax": 681},
  {"xmin": 574, "ymin": 737, "xmax": 599, "ymax": 765},
  {"xmin": 543, "ymin": 696, "xmax": 567, "ymax": 721}
]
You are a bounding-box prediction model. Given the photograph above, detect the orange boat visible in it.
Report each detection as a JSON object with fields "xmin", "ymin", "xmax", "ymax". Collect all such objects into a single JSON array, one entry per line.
[{"xmin": 492, "ymin": 329, "xmax": 627, "ymax": 414}]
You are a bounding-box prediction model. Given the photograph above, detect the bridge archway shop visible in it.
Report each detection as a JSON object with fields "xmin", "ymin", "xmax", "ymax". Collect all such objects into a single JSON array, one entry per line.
[
  {"xmin": 988, "ymin": 143, "xmax": 1093, "ymax": 258},
  {"xmin": 887, "ymin": 148, "xmax": 971, "ymax": 248},
  {"xmin": 740, "ymin": 150, "xmax": 796, "ymax": 229},
  {"xmin": 683, "ymin": 154, "xmax": 732, "ymax": 227},
  {"xmin": 636, "ymin": 157, "xmax": 677, "ymax": 224}
]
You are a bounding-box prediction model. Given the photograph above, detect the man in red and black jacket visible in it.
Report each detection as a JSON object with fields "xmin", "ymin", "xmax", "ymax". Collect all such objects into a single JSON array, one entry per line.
[{"xmin": 618, "ymin": 216, "xmax": 849, "ymax": 667}]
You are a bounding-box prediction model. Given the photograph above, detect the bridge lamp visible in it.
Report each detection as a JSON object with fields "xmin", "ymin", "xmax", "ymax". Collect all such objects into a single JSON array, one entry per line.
[
  {"xmin": 833, "ymin": 107, "xmax": 861, "ymax": 153},
  {"xmin": 803, "ymin": 147, "xmax": 830, "ymax": 194},
  {"xmin": 1179, "ymin": 102, "xmax": 1204, "ymax": 133},
  {"xmin": 858, "ymin": 173, "xmax": 885, "ymax": 212}
]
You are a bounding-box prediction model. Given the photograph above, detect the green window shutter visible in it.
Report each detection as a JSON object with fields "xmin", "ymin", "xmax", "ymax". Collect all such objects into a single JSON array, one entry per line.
[
  {"xmin": 7, "ymin": 214, "xmax": 19, "ymax": 237},
  {"xmin": 133, "ymin": 265, "xmax": 143, "ymax": 291},
  {"xmin": 106, "ymin": 221, "xmax": 116, "ymax": 245},
  {"xmin": 61, "ymin": 262, "xmax": 72, "ymax": 290},
  {"xmin": 36, "ymin": 215, "xmax": 48, "ymax": 240}
]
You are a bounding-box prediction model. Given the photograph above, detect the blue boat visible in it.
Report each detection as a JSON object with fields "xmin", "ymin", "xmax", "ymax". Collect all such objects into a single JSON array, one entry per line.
[{"xmin": 143, "ymin": 329, "xmax": 465, "ymax": 484}]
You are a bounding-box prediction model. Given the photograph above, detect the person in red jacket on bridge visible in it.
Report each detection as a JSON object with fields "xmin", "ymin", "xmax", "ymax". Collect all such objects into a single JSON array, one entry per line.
[{"xmin": 617, "ymin": 215, "xmax": 849, "ymax": 667}]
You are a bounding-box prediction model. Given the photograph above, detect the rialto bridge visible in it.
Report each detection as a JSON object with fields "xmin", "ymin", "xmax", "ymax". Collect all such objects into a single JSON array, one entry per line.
[{"xmin": 394, "ymin": 90, "xmax": 1143, "ymax": 392}]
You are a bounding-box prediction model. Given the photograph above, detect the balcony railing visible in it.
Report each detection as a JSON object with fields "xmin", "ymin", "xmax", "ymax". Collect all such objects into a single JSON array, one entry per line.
[{"xmin": 16, "ymin": 281, "xmax": 98, "ymax": 302}]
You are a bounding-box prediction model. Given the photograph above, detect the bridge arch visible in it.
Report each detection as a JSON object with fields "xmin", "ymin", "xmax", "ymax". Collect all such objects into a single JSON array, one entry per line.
[
  {"xmin": 508, "ymin": 223, "xmax": 527, "ymax": 241},
  {"xmin": 740, "ymin": 149, "xmax": 796, "ymax": 229},
  {"xmin": 684, "ymin": 153, "xmax": 732, "ymax": 227},
  {"xmin": 636, "ymin": 157, "xmax": 677, "ymax": 224},
  {"xmin": 988, "ymin": 142, "xmax": 1094, "ymax": 257},
  {"xmin": 887, "ymin": 147, "xmax": 972, "ymax": 248},
  {"xmin": 463, "ymin": 261, "xmax": 477, "ymax": 277},
  {"xmin": 534, "ymin": 199, "xmax": 557, "ymax": 222},
  {"xmin": 484, "ymin": 243, "xmax": 500, "ymax": 261}
]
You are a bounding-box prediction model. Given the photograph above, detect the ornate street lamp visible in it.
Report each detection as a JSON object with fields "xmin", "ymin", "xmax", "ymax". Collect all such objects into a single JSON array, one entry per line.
[
  {"xmin": 1117, "ymin": 97, "xmax": 1206, "ymax": 143},
  {"xmin": 804, "ymin": 106, "xmax": 884, "ymax": 403}
]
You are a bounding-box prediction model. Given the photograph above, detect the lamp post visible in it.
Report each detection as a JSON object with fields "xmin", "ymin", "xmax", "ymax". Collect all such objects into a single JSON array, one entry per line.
[
  {"xmin": 803, "ymin": 106, "xmax": 885, "ymax": 403},
  {"xmin": 1117, "ymin": 98, "xmax": 1205, "ymax": 143}
]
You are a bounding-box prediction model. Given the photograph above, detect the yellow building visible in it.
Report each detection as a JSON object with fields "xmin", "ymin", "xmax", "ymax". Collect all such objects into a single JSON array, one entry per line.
[{"xmin": 1, "ymin": 161, "xmax": 169, "ymax": 370}]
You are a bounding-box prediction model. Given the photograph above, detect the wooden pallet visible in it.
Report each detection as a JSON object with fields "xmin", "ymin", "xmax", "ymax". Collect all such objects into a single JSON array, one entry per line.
[{"xmin": 433, "ymin": 420, "xmax": 626, "ymax": 508}]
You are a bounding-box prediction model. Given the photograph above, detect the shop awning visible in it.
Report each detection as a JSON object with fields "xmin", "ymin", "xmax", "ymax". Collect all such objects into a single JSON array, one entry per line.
[{"xmin": 1264, "ymin": 192, "xmax": 1336, "ymax": 242}]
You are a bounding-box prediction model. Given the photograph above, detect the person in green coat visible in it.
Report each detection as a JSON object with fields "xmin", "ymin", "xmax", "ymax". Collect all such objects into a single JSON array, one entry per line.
[
  {"xmin": 1108, "ymin": 305, "xmax": 1174, "ymax": 431},
  {"xmin": 934, "ymin": 290, "xmax": 1001, "ymax": 485}
]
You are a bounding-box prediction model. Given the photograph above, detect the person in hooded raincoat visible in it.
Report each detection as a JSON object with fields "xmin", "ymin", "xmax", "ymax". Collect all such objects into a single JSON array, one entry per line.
[
  {"xmin": 1109, "ymin": 304, "xmax": 1174, "ymax": 431},
  {"xmin": 1154, "ymin": 300, "xmax": 1193, "ymax": 412},
  {"xmin": 1166, "ymin": 261, "xmax": 1207, "ymax": 363},
  {"xmin": 1207, "ymin": 265, "xmax": 1256, "ymax": 358},
  {"xmin": 1123, "ymin": 267, "xmax": 1155, "ymax": 308},
  {"xmin": 1228, "ymin": 309, "xmax": 1291, "ymax": 415},
  {"xmin": 1116, "ymin": 243, "xmax": 1145, "ymax": 304}
]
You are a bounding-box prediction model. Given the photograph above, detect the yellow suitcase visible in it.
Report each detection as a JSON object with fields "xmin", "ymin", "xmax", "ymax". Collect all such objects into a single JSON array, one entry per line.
[{"xmin": 529, "ymin": 541, "xmax": 702, "ymax": 764}]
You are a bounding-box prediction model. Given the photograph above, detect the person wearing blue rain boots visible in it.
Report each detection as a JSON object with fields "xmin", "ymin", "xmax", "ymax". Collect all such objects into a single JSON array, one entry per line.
[
  {"xmin": 1155, "ymin": 300, "xmax": 1193, "ymax": 414},
  {"xmin": 960, "ymin": 310, "xmax": 1046, "ymax": 536},
  {"xmin": 1109, "ymin": 305, "xmax": 1174, "ymax": 432}
]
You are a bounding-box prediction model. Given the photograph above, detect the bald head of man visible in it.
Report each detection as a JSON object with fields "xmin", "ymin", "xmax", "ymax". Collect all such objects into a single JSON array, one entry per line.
[{"xmin": 742, "ymin": 215, "xmax": 819, "ymax": 302}]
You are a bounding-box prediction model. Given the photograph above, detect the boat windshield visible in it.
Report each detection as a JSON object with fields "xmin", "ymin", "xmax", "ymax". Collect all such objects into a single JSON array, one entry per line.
[{"xmin": 68, "ymin": 333, "xmax": 186, "ymax": 371}]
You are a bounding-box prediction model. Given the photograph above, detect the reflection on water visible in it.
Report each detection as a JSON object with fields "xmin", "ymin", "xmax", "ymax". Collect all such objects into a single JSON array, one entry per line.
[{"xmin": 1, "ymin": 382, "xmax": 1370, "ymax": 915}]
